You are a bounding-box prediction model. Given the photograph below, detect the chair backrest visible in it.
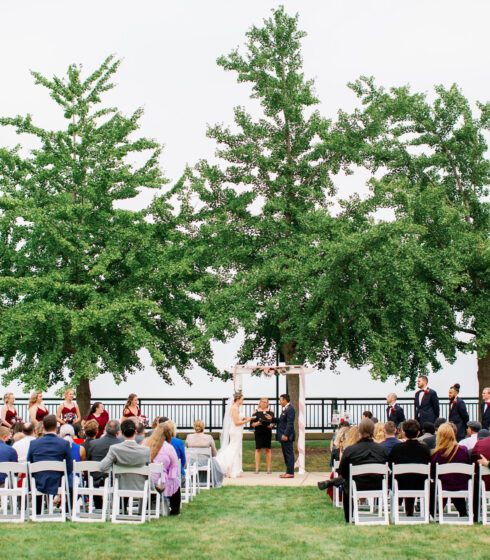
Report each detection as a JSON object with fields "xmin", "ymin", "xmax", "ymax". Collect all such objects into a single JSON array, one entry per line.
[
  {"xmin": 73, "ymin": 461, "xmax": 102, "ymax": 474},
  {"xmin": 187, "ymin": 447, "xmax": 212, "ymax": 458},
  {"xmin": 0, "ymin": 462, "xmax": 28, "ymax": 476},
  {"xmin": 480, "ymin": 464, "xmax": 490, "ymax": 478},
  {"xmin": 392, "ymin": 463, "xmax": 430, "ymax": 476},
  {"xmin": 28, "ymin": 460, "xmax": 67, "ymax": 474},
  {"xmin": 350, "ymin": 463, "xmax": 389, "ymax": 477},
  {"xmin": 113, "ymin": 464, "xmax": 150, "ymax": 477},
  {"xmin": 435, "ymin": 463, "xmax": 474, "ymax": 477},
  {"xmin": 150, "ymin": 463, "xmax": 164, "ymax": 475}
]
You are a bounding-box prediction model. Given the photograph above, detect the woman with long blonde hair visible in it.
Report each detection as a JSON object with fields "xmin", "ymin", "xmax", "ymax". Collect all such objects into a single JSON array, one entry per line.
[
  {"xmin": 143, "ymin": 422, "xmax": 181, "ymax": 515},
  {"xmin": 28, "ymin": 391, "xmax": 49, "ymax": 424},
  {"xmin": 1, "ymin": 392, "xmax": 18, "ymax": 429},
  {"xmin": 56, "ymin": 388, "xmax": 80, "ymax": 426},
  {"xmin": 343, "ymin": 426, "xmax": 360, "ymax": 450},
  {"xmin": 431, "ymin": 422, "xmax": 471, "ymax": 517},
  {"xmin": 373, "ymin": 422, "xmax": 386, "ymax": 444}
]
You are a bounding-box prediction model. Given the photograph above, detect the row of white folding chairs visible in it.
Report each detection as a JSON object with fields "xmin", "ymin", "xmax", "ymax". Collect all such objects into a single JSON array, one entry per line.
[
  {"xmin": 347, "ymin": 462, "xmax": 488, "ymax": 526},
  {"xmin": 0, "ymin": 460, "xmax": 172, "ymax": 523}
]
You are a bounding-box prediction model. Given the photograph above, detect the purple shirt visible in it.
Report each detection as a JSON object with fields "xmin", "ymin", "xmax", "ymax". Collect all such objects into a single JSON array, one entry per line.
[
  {"xmin": 431, "ymin": 445, "xmax": 471, "ymax": 491},
  {"xmin": 151, "ymin": 441, "xmax": 180, "ymax": 497}
]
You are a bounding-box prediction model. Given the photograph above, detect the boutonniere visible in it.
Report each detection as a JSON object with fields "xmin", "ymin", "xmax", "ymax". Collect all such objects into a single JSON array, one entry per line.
[{"xmin": 424, "ymin": 389, "xmax": 429, "ymax": 394}]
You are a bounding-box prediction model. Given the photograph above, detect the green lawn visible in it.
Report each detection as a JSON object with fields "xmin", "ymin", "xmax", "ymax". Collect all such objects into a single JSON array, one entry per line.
[
  {"xmin": 2, "ymin": 487, "xmax": 490, "ymax": 560},
  {"xmin": 240, "ymin": 439, "xmax": 330, "ymax": 472}
]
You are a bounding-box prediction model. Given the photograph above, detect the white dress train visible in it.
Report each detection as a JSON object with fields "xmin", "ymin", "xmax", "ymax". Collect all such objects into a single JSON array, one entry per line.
[{"xmin": 216, "ymin": 408, "xmax": 244, "ymax": 478}]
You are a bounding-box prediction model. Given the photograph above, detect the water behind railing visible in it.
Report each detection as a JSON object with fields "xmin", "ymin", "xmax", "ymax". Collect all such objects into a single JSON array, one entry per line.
[{"xmin": 11, "ymin": 396, "xmax": 481, "ymax": 432}]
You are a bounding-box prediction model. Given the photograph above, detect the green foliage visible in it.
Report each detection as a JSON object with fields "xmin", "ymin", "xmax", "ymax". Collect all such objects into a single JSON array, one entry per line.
[{"xmin": 0, "ymin": 55, "xmax": 216, "ymax": 392}]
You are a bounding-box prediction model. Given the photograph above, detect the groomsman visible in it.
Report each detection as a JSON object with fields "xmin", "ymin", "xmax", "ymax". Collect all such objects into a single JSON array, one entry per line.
[
  {"xmin": 481, "ymin": 387, "xmax": 490, "ymax": 429},
  {"xmin": 414, "ymin": 375, "xmax": 440, "ymax": 425},
  {"xmin": 386, "ymin": 393, "xmax": 405, "ymax": 426}
]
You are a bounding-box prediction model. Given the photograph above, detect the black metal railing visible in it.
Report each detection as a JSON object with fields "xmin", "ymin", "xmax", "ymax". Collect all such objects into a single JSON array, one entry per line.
[{"xmin": 9, "ymin": 396, "xmax": 481, "ymax": 432}]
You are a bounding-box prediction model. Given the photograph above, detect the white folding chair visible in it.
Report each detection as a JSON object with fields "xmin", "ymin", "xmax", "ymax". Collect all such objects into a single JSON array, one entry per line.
[
  {"xmin": 434, "ymin": 463, "xmax": 474, "ymax": 525},
  {"xmin": 349, "ymin": 463, "xmax": 390, "ymax": 525},
  {"xmin": 0, "ymin": 462, "xmax": 28, "ymax": 523},
  {"xmin": 72, "ymin": 461, "xmax": 110, "ymax": 522},
  {"xmin": 186, "ymin": 448, "xmax": 213, "ymax": 490},
  {"xmin": 332, "ymin": 460, "xmax": 342, "ymax": 508},
  {"xmin": 28, "ymin": 460, "xmax": 71, "ymax": 522},
  {"xmin": 111, "ymin": 464, "xmax": 150, "ymax": 524},
  {"xmin": 479, "ymin": 464, "xmax": 490, "ymax": 524},
  {"xmin": 149, "ymin": 463, "xmax": 168, "ymax": 518},
  {"xmin": 391, "ymin": 463, "xmax": 430, "ymax": 524},
  {"xmin": 181, "ymin": 460, "xmax": 198, "ymax": 504}
]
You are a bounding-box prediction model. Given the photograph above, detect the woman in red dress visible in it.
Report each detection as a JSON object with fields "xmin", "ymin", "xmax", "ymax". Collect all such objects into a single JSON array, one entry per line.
[
  {"xmin": 28, "ymin": 391, "xmax": 49, "ymax": 424},
  {"xmin": 121, "ymin": 393, "xmax": 147, "ymax": 426},
  {"xmin": 83, "ymin": 402, "xmax": 109, "ymax": 438},
  {"xmin": 1, "ymin": 392, "xmax": 19, "ymax": 429},
  {"xmin": 56, "ymin": 388, "xmax": 81, "ymax": 426}
]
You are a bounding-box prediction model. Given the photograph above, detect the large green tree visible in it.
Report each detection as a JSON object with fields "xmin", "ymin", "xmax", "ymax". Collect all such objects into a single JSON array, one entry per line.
[
  {"xmin": 0, "ymin": 56, "xmax": 216, "ymax": 414},
  {"xmin": 174, "ymin": 7, "xmax": 351, "ymax": 437},
  {"xmin": 304, "ymin": 78, "xmax": 489, "ymax": 393}
]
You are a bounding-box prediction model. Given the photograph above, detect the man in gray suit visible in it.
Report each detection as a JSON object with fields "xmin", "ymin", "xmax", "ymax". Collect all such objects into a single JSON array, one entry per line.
[{"xmin": 100, "ymin": 419, "xmax": 150, "ymax": 491}]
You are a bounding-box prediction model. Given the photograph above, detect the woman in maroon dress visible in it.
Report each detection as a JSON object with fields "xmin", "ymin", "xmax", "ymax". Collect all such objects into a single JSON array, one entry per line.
[
  {"xmin": 1, "ymin": 392, "xmax": 19, "ymax": 429},
  {"xmin": 56, "ymin": 388, "xmax": 81, "ymax": 426},
  {"xmin": 83, "ymin": 402, "xmax": 109, "ymax": 438},
  {"xmin": 121, "ymin": 393, "xmax": 147, "ymax": 426},
  {"xmin": 28, "ymin": 391, "xmax": 49, "ymax": 425}
]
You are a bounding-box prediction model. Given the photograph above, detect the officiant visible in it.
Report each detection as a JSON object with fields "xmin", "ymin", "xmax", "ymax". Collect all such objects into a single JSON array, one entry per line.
[{"xmin": 251, "ymin": 397, "xmax": 274, "ymax": 474}]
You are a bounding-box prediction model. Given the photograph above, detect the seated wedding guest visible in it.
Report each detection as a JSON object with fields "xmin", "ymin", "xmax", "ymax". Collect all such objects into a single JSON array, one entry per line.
[
  {"xmin": 135, "ymin": 420, "xmax": 146, "ymax": 444},
  {"xmin": 343, "ymin": 425, "xmax": 360, "ymax": 450},
  {"xmin": 424, "ymin": 418, "xmax": 447, "ymax": 451},
  {"xmin": 388, "ymin": 420, "xmax": 431, "ymax": 516},
  {"xmin": 470, "ymin": 427, "xmax": 490, "ymax": 521},
  {"xmin": 56, "ymin": 388, "xmax": 80, "ymax": 426},
  {"xmin": 144, "ymin": 422, "xmax": 181, "ymax": 515},
  {"xmin": 60, "ymin": 424, "xmax": 81, "ymax": 489},
  {"xmin": 418, "ymin": 422, "xmax": 435, "ymax": 444},
  {"xmin": 186, "ymin": 420, "xmax": 224, "ymax": 488},
  {"xmin": 478, "ymin": 429, "xmax": 490, "ymax": 440},
  {"xmin": 1, "ymin": 392, "xmax": 19, "ymax": 429},
  {"xmin": 330, "ymin": 426, "xmax": 350, "ymax": 467},
  {"xmin": 83, "ymin": 402, "xmax": 109, "ymax": 439},
  {"xmin": 373, "ymin": 422, "xmax": 386, "ymax": 444},
  {"xmin": 159, "ymin": 417, "xmax": 186, "ymax": 478},
  {"xmin": 80, "ymin": 420, "xmax": 99, "ymax": 460},
  {"xmin": 337, "ymin": 419, "xmax": 388, "ymax": 522},
  {"xmin": 362, "ymin": 411, "xmax": 373, "ymax": 420},
  {"xmin": 99, "ymin": 419, "xmax": 150, "ymax": 491},
  {"xmin": 0, "ymin": 427, "xmax": 18, "ymax": 486},
  {"xmin": 448, "ymin": 383, "xmax": 469, "ymax": 441},
  {"xmin": 459, "ymin": 421, "xmax": 481, "ymax": 452},
  {"xmin": 27, "ymin": 415, "xmax": 73, "ymax": 513},
  {"xmin": 28, "ymin": 391, "xmax": 49, "ymax": 425},
  {"xmin": 13, "ymin": 422, "xmax": 36, "ymax": 462},
  {"xmin": 87, "ymin": 420, "xmax": 122, "ymax": 505},
  {"xmin": 430, "ymin": 422, "xmax": 471, "ymax": 517},
  {"xmin": 382, "ymin": 421, "xmax": 401, "ymax": 453}
]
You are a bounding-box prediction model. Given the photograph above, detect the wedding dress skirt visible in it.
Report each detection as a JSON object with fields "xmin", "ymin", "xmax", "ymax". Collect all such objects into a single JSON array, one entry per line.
[{"xmin": 216, "ymin": 417, "xmax": 244, "ymax": 478}]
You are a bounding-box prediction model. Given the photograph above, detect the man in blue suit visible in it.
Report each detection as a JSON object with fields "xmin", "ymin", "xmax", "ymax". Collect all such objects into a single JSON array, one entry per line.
[
  {"xmin": 27, "ymin": 414, "xmax": 72, "ymax": 513},
  {"xmin": 267, "ymin": 394, "xmax": 296, "ymax": 478},
  {"xmin": 0, "ymin": 427, "xmax": 18, "ymax": 487}
]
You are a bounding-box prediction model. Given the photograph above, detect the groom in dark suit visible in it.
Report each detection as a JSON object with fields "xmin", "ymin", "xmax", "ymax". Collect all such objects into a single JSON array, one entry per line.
[{"xmin": 267, "ymin": 394, "xmax": 296, "ymax": 478}]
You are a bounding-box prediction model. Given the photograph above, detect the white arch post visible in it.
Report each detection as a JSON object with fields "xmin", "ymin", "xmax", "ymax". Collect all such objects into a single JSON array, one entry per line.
[{"xmin": 230, "ymin": 364, "xmax": 314, "ymax": 475}]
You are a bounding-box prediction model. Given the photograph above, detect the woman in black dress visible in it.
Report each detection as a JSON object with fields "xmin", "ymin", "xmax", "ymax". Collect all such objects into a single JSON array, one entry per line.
[{"xmin": 251, "ymin": 397, "xmax": 274, "ymax": 474}]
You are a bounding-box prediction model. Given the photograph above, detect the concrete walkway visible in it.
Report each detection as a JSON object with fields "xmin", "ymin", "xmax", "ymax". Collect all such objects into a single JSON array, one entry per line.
[{"xmin": 222, "ymin": 471, "xmax": 326, "ymax": 487}]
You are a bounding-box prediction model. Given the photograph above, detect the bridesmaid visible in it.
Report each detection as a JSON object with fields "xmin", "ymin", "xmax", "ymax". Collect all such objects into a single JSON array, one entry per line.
[
  {"xmin": 56, "ymin": 388, "xmax": 81, "ymax": 426},
  {"xmin": 1, "ymin": 392, "xmax": 19, "ymax": 429},
  {"xmin": 28, "ymin": 391, "xmax": 49, "ymax": 424},
  {"xmin": 121, "ymin": 393, "xmax": 146, "ymax": 425},
  {"xmin": 83, "ymin": 401, "xmax": 109, "ymax": 438}
]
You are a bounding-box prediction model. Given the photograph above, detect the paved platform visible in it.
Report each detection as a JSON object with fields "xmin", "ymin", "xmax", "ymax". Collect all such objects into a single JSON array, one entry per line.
[{"xmin": 222, "ymin": 471, "xmax": 326, "ymax": 487}]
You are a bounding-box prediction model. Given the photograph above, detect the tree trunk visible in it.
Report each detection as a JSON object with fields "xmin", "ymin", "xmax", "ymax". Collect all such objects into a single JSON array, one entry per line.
[
  {"xmin": 478, "ymin": 349, "xmax": 490, "ymax": 407},
  {"xmin": 76, "ymin": 378, "xmax": 92, "ymax": 419},
  {"xmin": 282, "ymin": 342, "xmax": 299, "ymax": 458}
]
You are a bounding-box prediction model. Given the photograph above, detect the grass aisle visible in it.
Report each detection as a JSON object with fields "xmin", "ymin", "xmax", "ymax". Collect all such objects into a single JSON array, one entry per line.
[{"xmin": 2, "ymin": 487, "xmax": 490, "ymax": 560}]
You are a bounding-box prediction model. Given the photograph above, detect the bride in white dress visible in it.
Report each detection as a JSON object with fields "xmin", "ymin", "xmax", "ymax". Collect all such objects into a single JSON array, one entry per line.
[{"xmin": 216, "ymin": 393, "xmax": 254, "ymax": 478}]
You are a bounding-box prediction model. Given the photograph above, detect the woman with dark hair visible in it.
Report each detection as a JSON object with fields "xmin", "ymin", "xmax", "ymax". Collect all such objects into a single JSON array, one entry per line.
[
  {"xmin": 448, "ymin": 383, "xmax": 469, "ymax": 441},
  {"xmin": 83, "ymin": 402, "xmax": 109, "ymax": 438},
  {"xmin": 121, "ymin": 393, "xmax": 147, "ymax": 426}
]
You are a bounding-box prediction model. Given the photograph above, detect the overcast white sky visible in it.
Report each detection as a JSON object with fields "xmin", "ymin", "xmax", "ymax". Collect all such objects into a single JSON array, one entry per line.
[{"xmin": 0, "ymin": 0, "xmax": 488, "ymax": 400}]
